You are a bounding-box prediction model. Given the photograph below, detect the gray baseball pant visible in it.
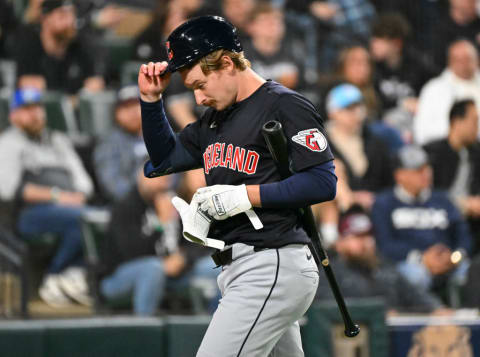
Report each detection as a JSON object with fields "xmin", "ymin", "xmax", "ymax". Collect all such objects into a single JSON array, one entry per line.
[{"xmin": 196, "ymin": 243, "xmax": 319, "ymax": 357}]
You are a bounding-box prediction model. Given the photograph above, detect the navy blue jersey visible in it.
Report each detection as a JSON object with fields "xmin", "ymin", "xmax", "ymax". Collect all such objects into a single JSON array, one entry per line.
[{"xmin": 179, "ymin": 80, "xmax": 334, "ymax": 247}]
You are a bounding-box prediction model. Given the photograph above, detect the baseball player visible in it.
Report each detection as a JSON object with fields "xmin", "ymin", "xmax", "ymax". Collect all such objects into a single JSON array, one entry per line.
[{"xmin": 138, "ymin": 16, "xmax": 337, "ymax": 357}]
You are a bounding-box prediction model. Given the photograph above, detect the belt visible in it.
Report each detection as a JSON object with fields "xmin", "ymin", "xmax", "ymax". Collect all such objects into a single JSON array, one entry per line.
[{"xmin": 211, "ymin": 244, "xmax": 268, "ymax": 267}]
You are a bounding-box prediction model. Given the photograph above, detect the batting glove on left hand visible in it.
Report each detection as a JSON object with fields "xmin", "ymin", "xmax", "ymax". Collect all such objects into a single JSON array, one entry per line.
[{"xmin": 194, "ymin": 184, "xmax": 252, "ymax": 221}]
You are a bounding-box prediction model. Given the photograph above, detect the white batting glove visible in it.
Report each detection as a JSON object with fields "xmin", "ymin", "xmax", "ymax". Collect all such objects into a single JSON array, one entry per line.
[
  {"xmin": 194, "ymin": 184, "xmax": 252, "ymax": 221},
  {"xmin": 171, "ymin": 196, "xmax": 224, "ymax": 250}
]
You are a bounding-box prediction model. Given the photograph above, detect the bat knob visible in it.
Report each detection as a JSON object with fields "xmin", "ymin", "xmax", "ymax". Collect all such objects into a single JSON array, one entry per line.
[{"xmin": 344, "ymin": 325, "xmax": 360, "ymax": 338}]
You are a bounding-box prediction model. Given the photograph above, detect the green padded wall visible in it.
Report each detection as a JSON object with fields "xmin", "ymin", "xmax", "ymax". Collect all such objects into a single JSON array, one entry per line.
[
  {"xmin": 165, "ymin": 315, "xmax": 211, "ymax": 357},
  {"xmin": 0, "ymin": 317, "xmax": 166, "ymax": 357},
  {"xmin": 302, "ymin": 298, "xmax": 389, "ymax": 357}
]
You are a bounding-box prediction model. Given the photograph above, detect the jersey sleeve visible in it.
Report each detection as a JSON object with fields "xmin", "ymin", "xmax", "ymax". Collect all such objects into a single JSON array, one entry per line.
[
  {"xmin": 274, "ymin": 92, "xmax": 334, "ymax": 172},
  {"xmin": 178, "ymin": 119, "xmax": 204, "ymax": 164}
]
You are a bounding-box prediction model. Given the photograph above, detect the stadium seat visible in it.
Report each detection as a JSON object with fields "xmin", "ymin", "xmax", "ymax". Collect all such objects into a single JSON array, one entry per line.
[
  {"xmin": 77, "ymin": 90, "xmax": 116, "ymax": 139},
  {"xmin": 101, "ymin": 36, "xmax": 134, "ymax": 85},
  {"xmin": 43, "ymin": 91, "xmax": 78, "ymax": 135},
  {"xmin": 0, "ymin": 60, "xmax": 16, "ymax": 91},
  {"xmin": 120, "ymin": 61, "xmax": 143, "ymax": 87},
  {"xmin": 0, "ymin": 88, "xmax": 12, "ymax": 131}
]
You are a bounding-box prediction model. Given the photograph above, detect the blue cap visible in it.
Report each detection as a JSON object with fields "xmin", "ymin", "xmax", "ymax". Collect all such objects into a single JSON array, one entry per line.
[
  {"xmin": 11, "ymin": 88, "xmax": 43, "ymax": 110},
  {"xmin": 326, "ymin": 83, "xmax": 363, "ymax": 113}
]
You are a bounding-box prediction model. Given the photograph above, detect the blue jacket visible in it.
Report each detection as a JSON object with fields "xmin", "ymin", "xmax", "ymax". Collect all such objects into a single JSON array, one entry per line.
[{"xmin": 372, "ymin": 186, "xmax": 472, "ymax": 262}]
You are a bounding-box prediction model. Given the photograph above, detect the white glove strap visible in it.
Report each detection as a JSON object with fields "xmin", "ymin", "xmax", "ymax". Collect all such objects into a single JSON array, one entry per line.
[{"xmin": 245, "ymin": 209, "xmax": 263, "ymax": 230}]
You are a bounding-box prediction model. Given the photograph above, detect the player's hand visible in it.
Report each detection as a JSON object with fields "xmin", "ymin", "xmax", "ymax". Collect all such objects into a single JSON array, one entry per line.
[
  {"xmin": 193, "ymin": 184, "xmax": 252, "ymax": 221},
  {"xmin": 138, "ymin": 61, "xmax": 171, "ymax": 102}
]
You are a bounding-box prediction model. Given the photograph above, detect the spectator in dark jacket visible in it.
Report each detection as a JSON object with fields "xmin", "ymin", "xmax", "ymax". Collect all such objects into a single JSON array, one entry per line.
[
  {"xmin": 100, "ymin": 169, "xmax": 218, "ymax": 315},
  {"xmin": 316, "ymin": 205, "xmax": 446, "ymax": 314},
  {"xmin": 369, "ymin": 13, "xmax": 437, "ymax": 144},
  {"xmin": 9, "ymin": 0, "xmax": 105, "ymax": 94},
  {"xmin": 0, "ymin": 0, "xmax": 18, "ymax": 60},
  {"xmin": 372, "ymin": 145, "xmax": 472, "ymax": 297},
  {"xmin": 424, "ymin": 99, "xmax": 480, "ymax": 253},
  {"xmin": 424, "ymin": 100, "xmax": 480, "ymax": 215}
]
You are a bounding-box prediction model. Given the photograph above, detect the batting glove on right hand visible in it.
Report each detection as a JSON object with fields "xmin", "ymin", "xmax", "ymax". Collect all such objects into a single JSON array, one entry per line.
[{"xmin": 193, "ymin": 184, "xmax": 252, "ymax": 221}]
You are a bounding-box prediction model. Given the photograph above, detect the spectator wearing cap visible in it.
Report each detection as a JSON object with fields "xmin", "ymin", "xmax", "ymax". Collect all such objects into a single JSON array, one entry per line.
[
  {"xmin": 99, "ymin": 168, "xmax": 220, "ymax": 316},
  {"xmin": 93, "ymin": 85, "xmax": 148, "ymax": 203},
  {"xmin": 325, "ymin": 83, "xmax": 394, "ymax": 209},
  {"xmin": 315, "ymin": 205, "xmax": 446, "ymax": 314},
  {"xmin": 0, "ymin": 88, "xmax": 94, "ymax": 308},
  {"xmin": 93, "ymin": 85, "xmax": 180, "ymax": 256},
  {"xmin": 9, "ymin": 0, "xmax": 105, "ymax": 94},
  {"xmin": 424, "ymin": 99, "xmax": 480, "ymax": 253},
  {"xmin": 371, "ymin": 145, "xmax": 472, "ymax": 299}
]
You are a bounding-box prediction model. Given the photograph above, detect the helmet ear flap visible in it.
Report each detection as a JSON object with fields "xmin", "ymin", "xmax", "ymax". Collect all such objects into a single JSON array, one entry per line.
[{"xmin": 165, "ymin": 16, "xmax": 243, "ymax": 73}]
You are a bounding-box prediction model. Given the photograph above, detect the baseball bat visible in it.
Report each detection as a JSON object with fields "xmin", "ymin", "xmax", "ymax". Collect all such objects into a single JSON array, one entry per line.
[{"xmin": 261, "ymin": 120, "xmax": 360, "ymax": 338}]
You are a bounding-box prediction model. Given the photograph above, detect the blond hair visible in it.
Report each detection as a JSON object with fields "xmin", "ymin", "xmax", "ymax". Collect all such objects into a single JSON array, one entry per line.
[{"xmin": 198, "ymin": 49, "xmax": 251, "ymax": 74}]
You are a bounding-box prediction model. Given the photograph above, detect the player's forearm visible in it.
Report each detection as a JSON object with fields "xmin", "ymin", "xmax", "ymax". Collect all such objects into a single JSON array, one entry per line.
[
  {"xmin": 140, "ymin": 98, "xmax": 176, "ymax": 167},
  {"xmin": 246, "ymin": 185, "xmax": 261, "ymax": 207},
  {"xmin": 258, "ymin": 160, "xmax": 337, "ymax": 209}
]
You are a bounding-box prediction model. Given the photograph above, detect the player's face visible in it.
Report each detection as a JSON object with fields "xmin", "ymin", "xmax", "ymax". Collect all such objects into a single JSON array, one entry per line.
[{"xmin": 181, "ymin": 62, "xmax": 237, "ymax": 111}]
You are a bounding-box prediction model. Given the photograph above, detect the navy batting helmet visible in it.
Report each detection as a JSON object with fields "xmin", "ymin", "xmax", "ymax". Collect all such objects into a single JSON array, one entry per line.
[{"xmin": 165, "ymin": 16, "xmax": 243, "ymax": 73}]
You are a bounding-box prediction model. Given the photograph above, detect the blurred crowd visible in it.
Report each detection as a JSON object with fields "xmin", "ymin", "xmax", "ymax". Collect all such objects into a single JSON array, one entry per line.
[{"xmin": 1, "ymin": 0, "xmax": 480, "ymax": 317}]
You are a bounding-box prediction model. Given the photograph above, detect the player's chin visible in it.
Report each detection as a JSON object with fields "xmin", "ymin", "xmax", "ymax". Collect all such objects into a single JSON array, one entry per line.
[{"xmin": 204, "ymin": 102, "xmax": 219, "ymax": 110}]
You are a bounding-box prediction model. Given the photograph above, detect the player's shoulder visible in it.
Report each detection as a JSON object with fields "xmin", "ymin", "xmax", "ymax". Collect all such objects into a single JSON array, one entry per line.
[
  {"xmin": 264, "ymin": 80, "xmax": 305, "ymax": 100},
  {"xmin": 264, "ymin": 81, "xmax": 316, "ymax": 111}
]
